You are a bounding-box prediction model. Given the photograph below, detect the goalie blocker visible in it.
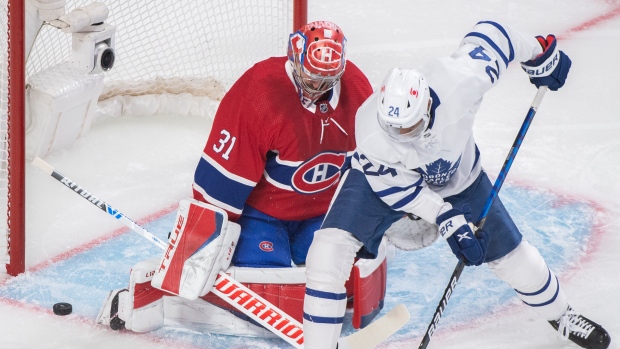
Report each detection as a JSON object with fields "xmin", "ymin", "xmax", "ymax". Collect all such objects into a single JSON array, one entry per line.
[{"xmin": 151, "ymin": 198, "xmax": 240, "ymax": 300}]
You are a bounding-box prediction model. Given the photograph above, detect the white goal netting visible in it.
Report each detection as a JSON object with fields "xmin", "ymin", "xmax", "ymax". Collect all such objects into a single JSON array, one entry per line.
[{"xmin": 1, "ymin": 0, "xmax": 296, "ymax": 272}]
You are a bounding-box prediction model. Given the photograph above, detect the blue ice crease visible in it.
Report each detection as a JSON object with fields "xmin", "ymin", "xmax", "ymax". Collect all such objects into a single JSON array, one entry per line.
[{"xmin": 0, "ymin": 184, "xmax": 597, "ymax": 348}]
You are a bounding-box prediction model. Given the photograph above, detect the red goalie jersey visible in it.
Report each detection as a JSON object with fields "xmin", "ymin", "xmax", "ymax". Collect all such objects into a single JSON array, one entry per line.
[{"xmin": 193, "ymin": 57, "xmax": 372, "ymax": 221}]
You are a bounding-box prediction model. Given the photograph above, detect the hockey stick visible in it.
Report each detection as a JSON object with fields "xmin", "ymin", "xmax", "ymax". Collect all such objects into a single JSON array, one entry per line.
[
  {"xmin": 417, "ymin": 86, "xmax": 548, "ymax": 349},
  {"xmin": 32, "ymin": 156, "xmax": 409, "ymax": 349}
]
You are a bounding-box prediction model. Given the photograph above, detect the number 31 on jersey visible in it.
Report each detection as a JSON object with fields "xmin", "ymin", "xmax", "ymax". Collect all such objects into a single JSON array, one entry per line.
[{"xmin": 213, "ymin": 129, "xmax": 236, "ymax": 160}]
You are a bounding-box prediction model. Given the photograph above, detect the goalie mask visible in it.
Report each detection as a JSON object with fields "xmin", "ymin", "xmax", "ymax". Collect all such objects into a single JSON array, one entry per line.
[
  {"xmin": 288, "ymin": 21, "xmax": 346, "ymax": 107},
  {"xmin": 377, "ymin": 68, "xmax": 432, "ymax": 142}
]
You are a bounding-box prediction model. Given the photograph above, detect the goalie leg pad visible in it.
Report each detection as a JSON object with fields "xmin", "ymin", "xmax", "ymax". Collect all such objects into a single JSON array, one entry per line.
[
  {"xmin": 352, "ymin": 237, "xmax": 388, "ymax": 329},
  {"xmin": 488, "ymin": 239, "xmax": 568, "ymax": 320},
  {"xmin": 303, "ymin": 228, "xmax": 363, "ymax": 349},
  {"xmin": 151, "ymin": 198, "xmax": 240, "ymax": 300},
  {"xmin": 164, "ymin": 296, "xmax": 278, "ymax": 337},
  {"xmin": 97, "ymin": 258, "xmax": 167, "ymax": 332},
  {"xmin": 201, "ymin": 265, "xmax": 307, "ymax": 323}
]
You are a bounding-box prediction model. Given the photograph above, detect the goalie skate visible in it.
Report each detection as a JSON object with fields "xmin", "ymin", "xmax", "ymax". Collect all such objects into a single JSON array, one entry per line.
[
  {"xmin": 549, "ymin": 305, "xmax": 611, "ymax": 349},
  {"xmin": 96, "ymin": 289, "xmax": 128, "ymax": 331}
]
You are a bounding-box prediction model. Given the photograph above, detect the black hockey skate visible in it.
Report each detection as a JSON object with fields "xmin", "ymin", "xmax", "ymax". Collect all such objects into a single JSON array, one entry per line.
[
  {"xmin": 548, "ymin": 305, "xmax": 610, "ymax": 349},
  {"xmin": 96, "ymin": 289, "xmax": 128, "ymax": 331}
]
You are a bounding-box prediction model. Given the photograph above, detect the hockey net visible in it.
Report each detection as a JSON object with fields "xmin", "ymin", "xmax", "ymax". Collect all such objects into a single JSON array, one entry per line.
[{"xmin": 1, "ymin": 0, "xmax": 306, "ymax": 275}]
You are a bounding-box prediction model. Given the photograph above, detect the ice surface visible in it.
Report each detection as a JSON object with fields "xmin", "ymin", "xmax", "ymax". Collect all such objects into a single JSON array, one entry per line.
[{"xmin": 2, "ymin": 1, "xmax": 619, "ymax": 348}]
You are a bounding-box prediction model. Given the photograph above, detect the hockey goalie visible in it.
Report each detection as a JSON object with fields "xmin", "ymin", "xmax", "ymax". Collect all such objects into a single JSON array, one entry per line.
[{"xmin": 96, "ymin": 20, "xmax": 402, "ymax": 338}]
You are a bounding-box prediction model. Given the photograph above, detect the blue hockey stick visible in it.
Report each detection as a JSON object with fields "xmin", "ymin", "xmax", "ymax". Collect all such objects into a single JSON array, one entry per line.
[{"xmin": 417, "ymin": 86, "xmax": 548, "ymax": 349}]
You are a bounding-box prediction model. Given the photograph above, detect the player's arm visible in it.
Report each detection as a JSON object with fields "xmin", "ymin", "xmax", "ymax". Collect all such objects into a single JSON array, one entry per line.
[
  {"xmin": 352, "ymin": 151, "xmax": 488, "ymax": 265},
  {"xmin": 351, "ymin": 151, "xmax": 444, "ymax": 223},
  {"xmin": 192, "ymin": 87, "xmax": 269, "ymax": 220},
  {"xmin": 451, "ymin": 21, "xmax": 542, "ymax": 95},
  {"xmin": 453, "ymin": 21, "xmax": 570, "ymax": 94}
]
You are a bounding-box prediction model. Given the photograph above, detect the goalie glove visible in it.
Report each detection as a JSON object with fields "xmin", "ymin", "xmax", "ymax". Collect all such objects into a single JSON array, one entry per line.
[
  {"xmin": 384, "ymin": 214, "xmax": 439, "ymax": 251},
  {"xmin": 436, "ymin": 203, "xmax": 489, "ymax": 266},
  {"xmin": 151, "ymin": 198, "xmax": 240, "ymax": 300},
  {"xmin": 521, "ymin": 35, "xmax": 572, "ymax": 91}
]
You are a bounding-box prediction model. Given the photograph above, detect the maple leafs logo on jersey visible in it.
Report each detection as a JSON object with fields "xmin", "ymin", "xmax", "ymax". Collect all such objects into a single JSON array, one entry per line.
[{"xmin": 417, "ymin": 156, "xmax": 461, "ymax": 186}]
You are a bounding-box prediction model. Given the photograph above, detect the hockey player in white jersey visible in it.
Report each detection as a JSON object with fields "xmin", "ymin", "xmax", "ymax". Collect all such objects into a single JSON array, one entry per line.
[{"xmin": 302, "ymin": 21, "xmax": 611, "ymax": 349}]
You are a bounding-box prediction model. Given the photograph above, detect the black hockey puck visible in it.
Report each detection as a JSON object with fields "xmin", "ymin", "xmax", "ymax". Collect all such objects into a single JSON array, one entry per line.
[{"xmin": 53, "ymin": 302, "xmax": 72, "ymax": 316}]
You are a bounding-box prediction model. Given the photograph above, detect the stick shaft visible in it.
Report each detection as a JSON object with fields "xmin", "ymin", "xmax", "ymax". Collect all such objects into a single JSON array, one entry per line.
[
  {"xmin": 32, "ymin": 157, "xmax": 167, "ymax": 250},
  {"xmin": 417, "ymin": 86, "xmax": 548, "ymax": 349}
]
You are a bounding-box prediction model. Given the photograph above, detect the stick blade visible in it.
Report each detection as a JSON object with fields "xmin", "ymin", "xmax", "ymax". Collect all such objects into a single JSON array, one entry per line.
[{"xmin": 341, "ymin": 304, "xmax": 410, "ymax": 349}]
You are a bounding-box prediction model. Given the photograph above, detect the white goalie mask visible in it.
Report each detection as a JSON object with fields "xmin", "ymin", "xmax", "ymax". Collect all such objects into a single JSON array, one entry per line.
[{"xmin": 377, "ymin": 68, "xmax": 432, "ymax": 142}]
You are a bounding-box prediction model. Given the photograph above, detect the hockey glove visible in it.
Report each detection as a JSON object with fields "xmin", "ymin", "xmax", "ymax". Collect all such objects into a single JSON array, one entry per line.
[
  {"xmin": 436, "ymin": 203, "xmax": 489, "ymax": 266},
  {"xmin": 521, "ymin": 35, "xmax": 572, "ymax": 91}
]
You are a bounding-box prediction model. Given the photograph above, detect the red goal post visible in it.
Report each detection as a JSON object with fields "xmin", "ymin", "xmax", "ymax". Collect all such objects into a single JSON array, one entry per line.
[{"xmin": 1, "ymin": 0, "xmax": 307, "ymax": 276}]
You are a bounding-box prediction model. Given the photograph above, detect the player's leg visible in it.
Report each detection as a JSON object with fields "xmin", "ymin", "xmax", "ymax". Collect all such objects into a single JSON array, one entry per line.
[
  {"xmin": 303, "ymin": 169, "xmax": 402, "ymax": 349},
  {"xmin": 98, "ymin": 257, "xmax": 297, "ymax": 336},
  {"xmin": 448, "ymin": 171, "xmax": 565, "ymax": 314},
  {"xmin": 99, "ymin": 199, "xmax": 242, "ymax": 330},
  {"xmin": 289, "ymin": 214, "xmax": 324, "ymax": 266},
  {"xmin": 232, "ymin": 205, "xmax": 294, "ymax": 267},
  {"xmin": 449, "ymin": 171, "xmax": 609, "ymax": 349},
  {"xmin": 488, "ymin": 240, "xmax": 610, "ymax": 349},
  {"xmin": 292, "ymin": 213, "xmax": 390, "ymax": 329},
  {"xmin": 97, "ymin": 258, "xmax": 167, "ymax": 332}
]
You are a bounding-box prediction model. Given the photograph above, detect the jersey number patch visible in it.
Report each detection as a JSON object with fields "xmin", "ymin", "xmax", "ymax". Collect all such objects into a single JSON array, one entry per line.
[
  {"xmin": 469, "ymin": 46, "xmax": 500, "ymax": 83},
  {"xmin": 213, "ymin": 129, "xmax": 237, "ymax": 160},
  {"xmin": 359, "ymin": 154, "xmax": 397, "ymax": 177}
]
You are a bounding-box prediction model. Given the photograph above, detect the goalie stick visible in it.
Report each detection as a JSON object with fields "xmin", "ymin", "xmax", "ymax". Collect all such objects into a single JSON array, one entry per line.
[
  {"xmin": 32, "ymin": 156, "xmax": 409, "ymax": 349},
  {"xmin": 417, "ymin": 86, "xmax": 548, "ymax": 349}
]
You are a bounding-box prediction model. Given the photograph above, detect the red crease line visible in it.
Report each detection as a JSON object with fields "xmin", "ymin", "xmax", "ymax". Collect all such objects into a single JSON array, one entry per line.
[{"xmin": 558, "ymin": 4, "xmax": 620, "ymax": 40}]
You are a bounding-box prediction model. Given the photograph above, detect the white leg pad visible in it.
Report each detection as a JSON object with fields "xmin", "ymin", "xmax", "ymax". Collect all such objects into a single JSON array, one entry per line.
[
  {"xmin": 124, "ymin": 258, "xmax": 165, "ymax": 332},
  {"xmin": 164, "ymin": 296, "xmax": 277, "ymax": 337},
  {"xmin": 303, "ymin": 228, "xmax": 363, "ymax": 349},
  {"xmin": 487, "ymin": 239, "xmax": 568, "ymax": 320}
]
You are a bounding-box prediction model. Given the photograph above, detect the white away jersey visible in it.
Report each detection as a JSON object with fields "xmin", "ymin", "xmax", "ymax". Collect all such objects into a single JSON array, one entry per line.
[{"xmin": 352, "ymin": 21, "xmax": 543, "ymax": 223}]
